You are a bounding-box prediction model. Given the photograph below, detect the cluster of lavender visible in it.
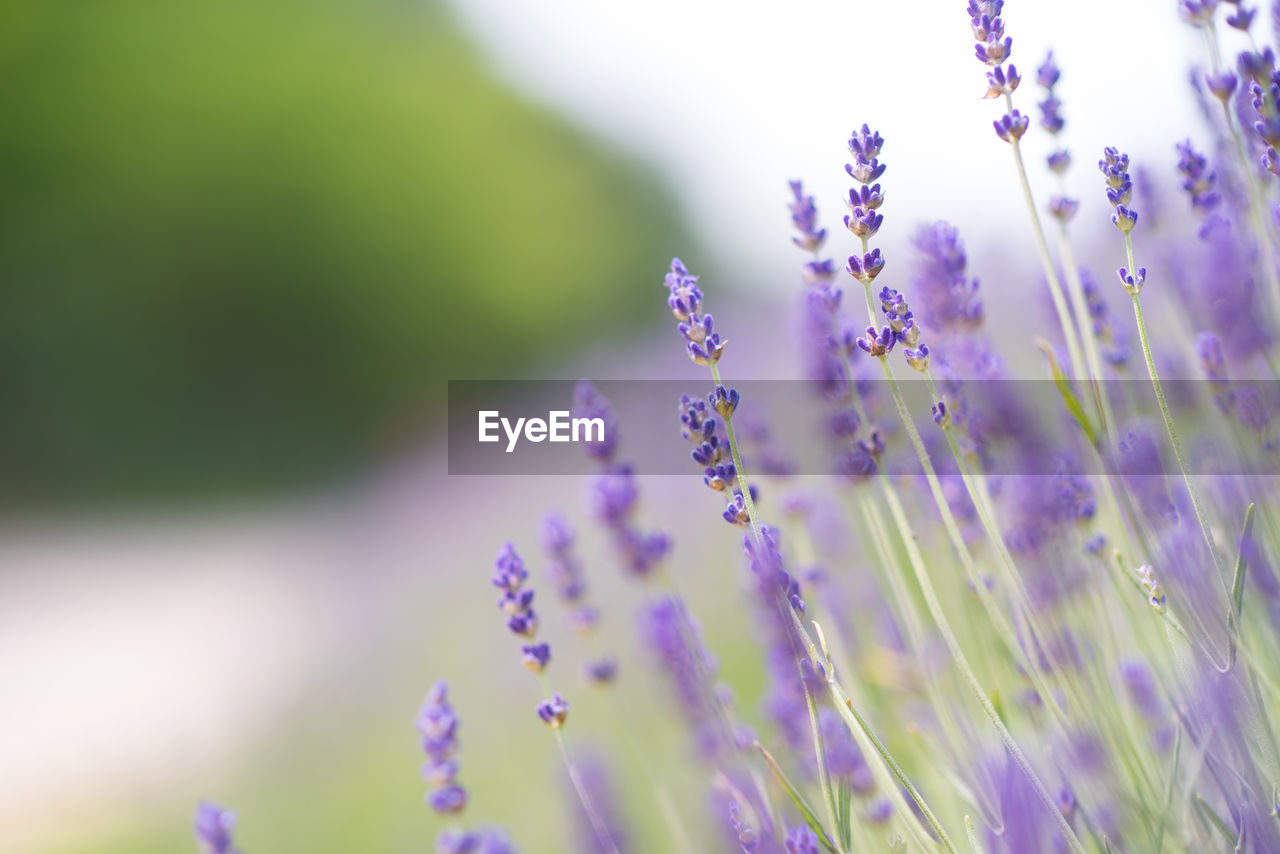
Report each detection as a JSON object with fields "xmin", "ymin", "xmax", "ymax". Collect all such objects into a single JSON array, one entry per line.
[
  {"xmin": 664, "ymin": 257, "xmax": 724, "ymax": 367},
  {"xmin": 969, "ymin": 0, "xmax": 1029, "ymax": 141},
  {"xmin": 539, "ymin": 513, "xmax": 616, "ymax": 683},
  {"xmin": 572, "ymin": 382, "xmax": 671, "ymax": 578},
  {"xmin": 491, "ymin": 543, "xmax": 565, "ymax": 725},
  {"xmin": 195, "ymin": 801, "xmax": 241, "ymax": 854},
  {"xmin": 419, "ymin": 681, "xmax": 468, "ymax": 815},
  {"xmin": 1036, "ymin": 52, "xmax": 1080, "ymax": 222},
  {"xmin": 194, "ymin": 3, "xmax": 1280, "ymax": 853}
]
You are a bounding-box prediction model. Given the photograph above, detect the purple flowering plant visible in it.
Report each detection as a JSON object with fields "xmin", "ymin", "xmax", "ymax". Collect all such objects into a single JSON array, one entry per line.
[{"xmin": 195, "ymin": 3, "xmax": 1280, "ymax": 853}]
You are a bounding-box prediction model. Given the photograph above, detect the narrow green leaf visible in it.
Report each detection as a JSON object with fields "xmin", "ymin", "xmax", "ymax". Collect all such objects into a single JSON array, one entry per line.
[
  {"xmin": 837, "ymin": 776, "xmax": 853, "ymax": 852},
  {"xmin": 1036, "ymin": 338, "xmax": 1100, "ymax": 447},
  {"xmin": 755, "ymin": 742, "xmax": 841, "ymax": 854},
  {"xmin": 964, "ymin": 815, "xmax": 986, "ymax": 854},
  {"xmin": 1227, "ymin": 503, "xmax": 1256, "ymax": 669},
  {"xmin": 1195, "ymin": 793, "xmax": 1239, "ymax": 847}
]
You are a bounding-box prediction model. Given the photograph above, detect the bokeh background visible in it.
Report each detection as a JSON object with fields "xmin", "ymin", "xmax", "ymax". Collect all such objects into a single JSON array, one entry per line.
[{"xmin": 0, "ymin": 0, "xmax": 1235, "ymax": 851}]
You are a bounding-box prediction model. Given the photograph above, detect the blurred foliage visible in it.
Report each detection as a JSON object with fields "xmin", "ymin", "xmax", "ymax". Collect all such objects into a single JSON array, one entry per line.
[{"xmin": 0, "ymin": 0, "xmax": 684, "ymax": 506}]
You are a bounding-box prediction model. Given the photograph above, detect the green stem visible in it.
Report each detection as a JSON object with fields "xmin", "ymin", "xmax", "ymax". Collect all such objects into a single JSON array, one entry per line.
[
  {"xmin": 876, "ymin": 356, "xmax": 1070, "ymax": 729},
  {"xmin": 790, "ymin": 609, "xmax": 960, "ymax": 854},
  {"xmin": 1005, "ymin": 93, "xmax": 1089, "ymax": 386},
  {"xmin": 709, "ymin": 362, "xmax": 763, "ymax": 544},
  {"xmin": 1124, "ymin": 232, "xmax": 1231, "ymax": 598},
  {"xmin": 877, "ymin": 472, "xmax": 1088, "ymax": 854},
  {"xmin": 1056, "ymin": 221, "xmax": 1119, "ymax": 440}
]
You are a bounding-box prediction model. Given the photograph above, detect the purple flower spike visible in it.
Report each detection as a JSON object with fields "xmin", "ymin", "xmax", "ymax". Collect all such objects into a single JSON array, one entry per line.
[
  {"xmin": 728, "ymin": 802, "xmax": 759, "ymax": 852},
  {"xmin": 846, "ymin": 125, "xmax": 887, "ymax": 184},
  {"xmin": 1100, "ymin": 146, "xmax": 1140, "ymax": 233},
  {"xmin": 993, "ymin": 110, "xmax": 1030, "ymax": 142},
  {"xmin": 1206, "ymin": 70, "xmax": 1239, "ymax": 101},
  {"xmin": 428, "ymin": 784, "xmax": 468, "ymax": 815},
  {"xmin": 984, "ymin": 63, "xmax": 1021, "ymax": 98},
  {"xmin": 1227, "ymin": 4, "xmax": 1257, "ymax": 29},
  {"xmin": 847, "ymin": 183, "xmax": 885, "ymax": 211},
  {"xmin": 491, "ymin": 542, "xmax": 528, "ymax": 590},
  {"xmin": 1048, "ymin": 196, "xmax": 1079, "ymax": 222},
  {"xmin": 1116, "ymin": 266, "xmax": 1146, "ymax": 294},
  {"xmin": 1036, "ymin": 51, "xmax": 1061, "ymax": 88},
  {"xmin": 1237, "ymin": 47, "xmax": 1275, "ymax": 81},
  {"xmin": 1175, "ymin": 140, "xmax": 1221, "ymax": 216},
  {"xmin": 195, "ymin": 801, "xmax": 241, "ymax": 854},
  {"xmin": 856, "ymin": 325, "xmax": 896, "ymax": 357},
  {"xmin": 521, "ymin": 642, "xmax": 551, "ymax": 673},
  {"xmin": 1047, "ymin": 150, "xmax": 1071, "ymax": 173},
  {"xmin": 537, "ymin": 693, "xmax": 570, "ymax": 728},
  {"xmin": 709, "ymin": 385, "xmax": 740, "ymax": 417},
  {"xmin": 584, "ymin": 657, "xmax": 618, "ymax": 684},
  {"xmin": 785, "ymin": 825, "xmax": 821, "ymax": 854},
  {"xmin": 1039, "ymin": 94, "xmax": 1064, "ymax": 133},
  {"xmin": 1111, "ymin": 205, "xmax": 1138, "ymax": 233},
  {"xmin": 844, "ymin": 206, "xmax": 884, "ymax": 239},
  {"xmin": 418, "ymin": 681, "xmax": 469, "ymax": 817},
  {"xmin": 723, "ymin": 491, "xmax": 752, "ymax": 526},
  {"xmin": 788, "ymin": 181, "xmax": 828, "ymax": 252},
  {"xmin": 1179, "ymin": 0, "xmax": 1220, "ymax": 26},
  {"xmin": 932, "ymin": 399, "xmax": 950, "ymax": 427},
  {"xmin": 846, "ymin": 249, "xmax": 886, "ymax": 283},
  {"xmin": 904, "ymin": 343, "xmax": 931, "ymax": 371}
]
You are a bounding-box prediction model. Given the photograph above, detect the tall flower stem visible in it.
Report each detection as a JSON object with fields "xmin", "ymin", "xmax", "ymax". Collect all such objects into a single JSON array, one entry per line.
[
  {"xmin": 539, "ymin": 673, "xmax": 622, "ymax": 854},
  {"xmin": 1005, "ymin": 93, "xmax": 1090, "ymax": 388},
  {"xmin": 787, "ymin": 608, "xmax": 959, "ymax": 854},
  {"xmin": 1124, "ymin": 232, "xmax": 1231, "ymax": 599},
  {"xmin": 867, "ymin": 331, "xmax": 1070, "ymax": 727},
  {"xmin": 1056, "ymin": 223, "xmax": 1120, "ymax": 440},
  {"xmin": 871, "ymin": 450, "xmax": 1088, "ymax": 854},
  {"xmin": 708, "ymin": 363, "xmax": 764, "ymax": 545}
]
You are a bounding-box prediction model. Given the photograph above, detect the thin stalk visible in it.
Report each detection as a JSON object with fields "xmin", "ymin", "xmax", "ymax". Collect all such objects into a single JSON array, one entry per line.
[
  {"xmin": 1124, "ymin": 231, "xmax": 1231, "ymax": 599},
  {"xmin": 874, "ymin": 355, "xmax": 1071, "ymax": 730},
  {"xmin": 709, "ymin": 362, "xmax": 764, "ymax": 544},
  {"xmin": 1057, "ymin": 222, "xmax": 1120, "ymax": 440},
  {"xmin": 789, "ymin": 609, "xmax": 960, "ymax": 854},
  {"xmin": 540, "ymin": 672, "xmax": 622, "ymax": 854},
  {"xmin": 1005, "ymin": 93, "xmax": 1090, "ymax": 386},
  {"xmin": 877, "ymin": 471, "xmax": 1088, "ymax": 854},
  {"xmin": 1205, "ymin": 24, "xmax": 1280, "ymax": 317}
]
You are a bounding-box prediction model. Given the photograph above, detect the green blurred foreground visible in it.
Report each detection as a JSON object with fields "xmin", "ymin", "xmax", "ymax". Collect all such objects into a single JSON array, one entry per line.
[{"xmin": 0, "ymin": 0, "xmax": 683, "ymax": 506}]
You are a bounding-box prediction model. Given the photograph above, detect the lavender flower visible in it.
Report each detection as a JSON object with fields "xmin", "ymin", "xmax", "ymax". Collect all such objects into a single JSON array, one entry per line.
[
  {"xmin": 418, "ymin": 681, "xmax": 468, "ymax": 816},
  {"xmin": 784, "ymin": 826, "xmax": 820, "ymax": 854},
  {"xmin": 536, "ymin": 693, "xmax": 569, "ymax": 728},
  {"xmin": 845, "ymin": 125, "xmax": 890, "ymax": 290},
  {"xmin": 993, "ymin": 109, "xmax": 1030, "ymax": 143},
  {"xmin": 727, "ymin": 802, "xmax": 759, "ymax": 852},
  {"xmin": 911, "ymin": 222, "xmax": 983, "ymax": 331},
  {"xmin": 664, "ymin": 258, "xmax": 726, "ymax": 366},
  {"xmin": 788, "ymin": 181, "xmax": 827, "ymax": 252},
  {"xmin": 195, "ymin": 801, "xmax": 241, "ymax": 854},
  {"xmin": 574, "ymin": 382, "xmax": 672, "ymax": 579},
  {"xmin": 1135, "ymin": 562, "xmax": 1167, "ymax": 613},
  {"xmin": 1175, "ymin": 139, "xmax": 1221, "ymax": 217},
  {"xmin": 540, "ymin": 512, "xmax": 595, "ymax": 623},
  {"xmin": 437, "ymin": 828, "xmax": 519, "ymax": 854},
  {"xmin": 638, "ymin": 595, "xmax": 728, "ymax": 759}
]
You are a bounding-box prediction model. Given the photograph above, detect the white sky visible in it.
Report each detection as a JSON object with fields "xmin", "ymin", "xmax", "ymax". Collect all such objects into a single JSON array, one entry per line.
[{"xmin": 448, "ymin": 0, "xmax": 1223, "ymax": 291}]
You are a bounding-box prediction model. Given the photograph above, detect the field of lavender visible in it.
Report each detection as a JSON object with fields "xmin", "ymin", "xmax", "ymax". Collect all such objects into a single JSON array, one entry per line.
[{"xmin": 191, "ymin": 2, "xmax": 1280, "ymax": 853}]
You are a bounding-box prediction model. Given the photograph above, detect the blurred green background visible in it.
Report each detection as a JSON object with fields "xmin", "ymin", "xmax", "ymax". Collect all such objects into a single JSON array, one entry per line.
[{"xmin": 0, "ymin": 0, "xmax": 684, "ymax": 508}]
